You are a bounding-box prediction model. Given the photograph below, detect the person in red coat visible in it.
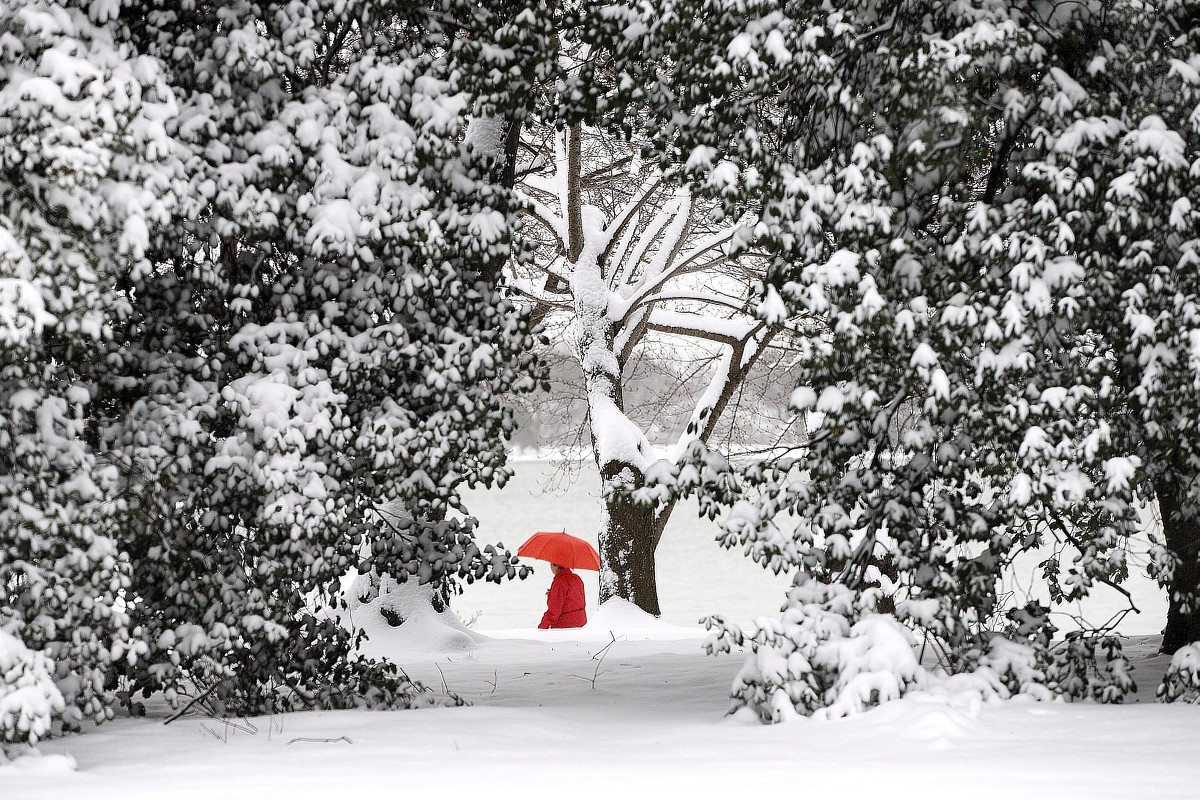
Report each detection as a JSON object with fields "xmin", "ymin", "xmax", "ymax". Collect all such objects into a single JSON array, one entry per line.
[{"xmin": 538, "ymin": 564, "xmax": 587, "ymax": 629}]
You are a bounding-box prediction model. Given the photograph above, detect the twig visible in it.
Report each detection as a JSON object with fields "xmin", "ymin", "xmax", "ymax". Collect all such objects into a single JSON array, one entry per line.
[
  {"xmin": 163, "ymin": 681, "xmax": 223, "ymax": 725},
  {"xmin": 286, "ymin": 736, "xmax": 353, "ymax": 745},
  {"xmin": 1045, "ymin": 514, "xmax": 1143, "ymax": 614},
  {"xmin": 571, "ymin": 632, "xmax": 619, "ymax": 688},
  {"xmin": 230, "ymin": 718, "xmax": 258, "ymax": 736},
  {"xmin": 434, "ymin": 663, "xmax": 450, "ymax": 695}
]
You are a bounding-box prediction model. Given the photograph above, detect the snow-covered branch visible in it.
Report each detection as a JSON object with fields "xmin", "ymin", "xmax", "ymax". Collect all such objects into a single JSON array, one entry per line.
[
  {"xmin": 507, "ymin": 274, "xmax": 575, "ymax": 308},
  {"xmin": 598, "ymin": 174, "xmax": 669, "ymax": 266},
  {"xmin": 516, "ymin": 192, "xmax": 568, "ymax": 250},
  {"xmin": 646, "ymin": 308, "xmax": 761, "ymax": 346},
  {"xmin": 612, "ymin": 223, "xmax": 748, "ymax": 322},
  {"xmin": 623, "ymin": 290, "xmax": 750, "ymax": 324}
]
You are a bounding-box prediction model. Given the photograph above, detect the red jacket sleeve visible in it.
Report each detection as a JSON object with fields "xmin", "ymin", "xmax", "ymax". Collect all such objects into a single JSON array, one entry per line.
[{"xmin": 539, "ymin": 573, "xmax": 568, "ymax": 629}]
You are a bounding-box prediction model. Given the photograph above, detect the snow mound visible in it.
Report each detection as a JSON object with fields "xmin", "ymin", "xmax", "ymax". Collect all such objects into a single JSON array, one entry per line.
[
  {"xmin": 587, "ymin": 598, "xmax": 707, "ymax": 640},
  {"xmin": 863, "ymin": 692, "xmax": 984, "ymax": 751},
  {"xmin": 348, "ymin": 576, "xmax": 486, "ymax": 655},
  {"xmin": 0, "ymin": 751, "xmax": 77, "ymax": 775}
]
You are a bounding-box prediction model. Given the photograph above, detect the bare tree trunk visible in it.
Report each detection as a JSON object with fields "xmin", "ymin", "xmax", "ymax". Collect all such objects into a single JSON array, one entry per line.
[
  {"xmin": 1158, "ymin": 481, "xmax": 1200, "ymax": 654},
  {"xmin": 560, "ymin": 120, "xmax": 662, "ymax": 614},
  {"xmin": 598, "ymin": 463, "xmax": 661, "ymax": 615}
]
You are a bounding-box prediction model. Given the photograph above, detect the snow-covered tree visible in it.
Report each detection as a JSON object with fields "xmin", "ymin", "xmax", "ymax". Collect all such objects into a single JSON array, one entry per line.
[
  {"xmin": 579, "ymin": 0, "xmax": 1200, "ymax": 713},
  {"xmin": 91, "ymin": 2, "xmax": 549, "ymax": 714},
  {"xmin": 0, "ymin": 0, "xmax": 175, "ymax": 741},
  {"xmin": 2, "ymin": 0, "xmax": 557, "ymax": 736},
  {"xmin": 508, "ymin": 121, "xmax": 811, "ymax": 614}
]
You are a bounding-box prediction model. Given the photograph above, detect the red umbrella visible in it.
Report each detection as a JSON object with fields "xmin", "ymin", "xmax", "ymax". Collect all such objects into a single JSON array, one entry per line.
[{"xmin": 517, "ymin": 531, "xmax": 601, "ymax": 571}]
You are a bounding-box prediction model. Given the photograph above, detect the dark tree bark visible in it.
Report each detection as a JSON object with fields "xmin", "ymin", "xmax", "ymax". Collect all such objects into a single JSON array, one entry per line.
[
  {"xmin": 598, "ymin": 462, "xmax": 661, "ymax": 616},
  {"xmin": 1158, "ymin": 483, "xmax": 1200, "ymax": 654}
]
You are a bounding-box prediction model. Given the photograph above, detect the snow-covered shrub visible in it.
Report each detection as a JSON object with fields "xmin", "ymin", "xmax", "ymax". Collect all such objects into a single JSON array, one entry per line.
[
  {"xmin": 966, "ymin": 635, "xmax": 1055, "ymax": 703},
  {"xmin": 712, "ymin": 584, "xmax": 1137, "ymax": 721},
  {"xmin": 953, "ymin": 604, "xmax": 1134, "ymax": 703},
  {"xmin": 0, "ymin": 0, "xmax": 174, "ymax": 733},
  {"xmin": 0, "ymin": 631, "xmax": 65, "ymax": 745},
  {"xmin": 1157, "ymin": 644, "xmax": 1200, "ymax": 703},
  {"xmin": 707, "ymin": 577, "xmax": 923, "ymax": 722},
  {"xmin": 815, "ymin": 615, "xmax": 925, "ymax": 719},
  {"xmin": 1048, "ymin": 632, "xmax": 1136, "ymax": 703}
]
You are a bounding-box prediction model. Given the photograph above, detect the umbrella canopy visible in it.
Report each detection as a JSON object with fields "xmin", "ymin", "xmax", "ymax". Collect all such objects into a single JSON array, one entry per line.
[{"xmin": 516, "ymin": 531, "xmax": 601, "ymax": 571}]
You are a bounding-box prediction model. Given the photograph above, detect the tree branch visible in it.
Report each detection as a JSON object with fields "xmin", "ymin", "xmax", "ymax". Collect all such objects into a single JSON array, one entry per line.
[
  {"xmin": 516, "ymin": 193, "xmax": 567, "ymax": 250},
  {"xmin": 599, "ymin": 174, "xmax": 668, "ymax": 266}
]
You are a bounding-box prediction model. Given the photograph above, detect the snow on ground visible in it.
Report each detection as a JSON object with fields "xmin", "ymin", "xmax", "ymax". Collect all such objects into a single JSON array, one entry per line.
[{"xmin": 4, "ymin": 595, "xmax": 1198, "ymax": 800}]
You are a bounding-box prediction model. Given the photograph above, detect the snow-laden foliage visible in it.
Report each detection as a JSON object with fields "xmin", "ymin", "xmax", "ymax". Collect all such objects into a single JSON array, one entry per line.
[
  {"xmin": 706, "ymin": 577, "xmax": 923, "ymax": 722},
  {"xmin": 0, "ymin": 629, "xmax": 65, "ymax": 745},
  {"xmin": 956, "ymin": 604, "xmax": 1135, "ymax": 704},
  {"xmin": 0, "ymin": 0, "xmax": 174, "ymax": 734},
  {"xmin": 3, "ymin": 0, "xmax": 552, "ymax": 730},
  {"xmin": 1157, "ymin": 643, "xmax": 1200, "ymax": 703},
  {"xmin": 582, "ymin": 0, "xmax": 1200, "ymax": 714},
  {"xmin": 91, "ymin": 2, "xmax": 545, "ymax": 715},
  {"xmin": 707, "ymin": 582, "xmax": 1136, "ymax": 722}
]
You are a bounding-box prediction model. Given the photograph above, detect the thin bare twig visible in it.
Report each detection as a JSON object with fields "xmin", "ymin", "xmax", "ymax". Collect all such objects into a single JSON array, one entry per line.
[
  {"xmin": 570, "ymin": 632, "xmax": 619, "ymax": 688},
  {"xmin": 434, "ymin": 663, "xmax": 450, "ymax": 695},
  {"xmin": 163, "ymin": 680, "xmax": 224, "ymax": 725}
]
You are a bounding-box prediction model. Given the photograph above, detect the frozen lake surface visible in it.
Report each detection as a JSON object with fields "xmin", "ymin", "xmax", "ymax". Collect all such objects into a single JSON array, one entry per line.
[{"xmin": 458, "ymin": 457, "xmax": 1170, "ymax": 636}]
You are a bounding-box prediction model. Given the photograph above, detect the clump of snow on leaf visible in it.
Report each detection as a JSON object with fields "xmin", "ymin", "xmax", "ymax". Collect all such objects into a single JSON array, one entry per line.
[
  {"xmin": 0, "ymin": 631, "xmax": 65, "ymax": 745},
  {"xmin": 1157, "ymin": 643, "xmax": 1200, "ymax": 703}
]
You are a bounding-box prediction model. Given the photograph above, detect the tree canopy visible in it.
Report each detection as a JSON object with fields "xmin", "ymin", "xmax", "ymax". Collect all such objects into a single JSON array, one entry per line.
[
  {"xmin": 593, "ymin": 0, "xmax": 1200, "ymax": 715},
  {"xmin": 1, "ymin": 0, "xmax": 555, "ymax": 742}
]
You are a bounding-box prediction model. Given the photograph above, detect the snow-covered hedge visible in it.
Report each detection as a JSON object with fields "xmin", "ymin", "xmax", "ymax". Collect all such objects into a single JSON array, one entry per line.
[
  {"xmin": 0, "ymin": 631, "xmax": 65, "ymax": 745},
  {"xmin": 707, "ymin": 577, "xmax": 924, "ymax": 722},
  {"xmin": 708, "ymin": 580, "xmax": 1137, "ymax": 722}
]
